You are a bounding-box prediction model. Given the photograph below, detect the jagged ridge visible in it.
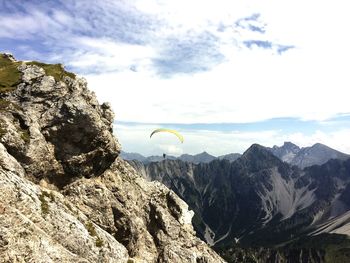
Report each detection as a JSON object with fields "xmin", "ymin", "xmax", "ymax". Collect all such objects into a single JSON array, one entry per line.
[
  {"xmin": 129, "ymin": 144, "xmax": 350, "ymax": 262},
  {"xmin": 0, "ymin": 53, "xmax": 224, "ymax": 263}
]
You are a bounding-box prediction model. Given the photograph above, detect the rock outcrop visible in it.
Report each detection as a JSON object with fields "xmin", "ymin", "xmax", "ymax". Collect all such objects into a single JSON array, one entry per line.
[{"xmin": 0, "ymin": 53, "xmax": 224, "ymax": 262}]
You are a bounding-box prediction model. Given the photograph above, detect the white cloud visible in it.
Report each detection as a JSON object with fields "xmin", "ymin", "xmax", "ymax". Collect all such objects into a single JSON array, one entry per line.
[
  {"xmin": 2, "ymin": 1, "xmax": 349, "ymax": 156},
  {"xmin": 158, "ymin": 145, "xmax": 184, "ymax": 155},
  {"xmin": 86, "ymin": 44, "xmax": 349, "ymax": 123},
  {"xmin": 80, "ymin": 0, "xmax": 350, "ymax": 124},
  {"xmin": 115, "ymin": 122, "xmax": 280, "ymax": 156},
  {"xmin": 114, "ymin": 123, "xmax": 185, "ymax": 156},
  {"xmin": 288, "ymin": 129, "xmax": 350, "ymax": 154},
  {"xmin": 0, "ymin": 13, "xmax": 44, "ymax": 38},
  {"xmin": 134, "ymin": 0, "xmax": 257, "ymax": 29},
  {"xmin": 2, "ymin": 0, "xmax": 350, "ymax": 125},
  {"xmin": 0, "ymin": 8, "xmax": 74, "ymax": 39},
  {"xmin": 63, "ymin": 37, "xmax": 156, "ymax": 72}
]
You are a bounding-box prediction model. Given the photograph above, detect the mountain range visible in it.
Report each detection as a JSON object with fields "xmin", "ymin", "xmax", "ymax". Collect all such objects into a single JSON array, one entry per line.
[
  {"xmin": 120, "ymin": 150, "xmax": 218, "ymax": 164},
  {"xmin": 121, "ymin": 150, "xmax": 241, "ymax": 164},
  {"xmin": 268, "ymin": 141, "xmax": 349, "ymax": 168},
  {"xmin": 123, "ymin": 141, "xmax": 349, "ymax": 169},
  {"xmin": 128, "ymin": 143, "xmax": 350, "ymax": 262},
  {"xmin": 2, "ymin": 52, "xmax": 350, "ymax": 262}
]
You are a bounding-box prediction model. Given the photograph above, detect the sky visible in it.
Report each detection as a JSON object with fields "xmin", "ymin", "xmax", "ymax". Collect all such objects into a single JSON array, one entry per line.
[{"xmin": 1, "ymin": 0, "xmax": 350, "ymax": 156}]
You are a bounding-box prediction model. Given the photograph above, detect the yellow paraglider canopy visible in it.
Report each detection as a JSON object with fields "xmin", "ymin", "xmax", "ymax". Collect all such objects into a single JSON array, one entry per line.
[{"xmin": 150, "ymin": 128, "xmax": 184, "ymax": 143}]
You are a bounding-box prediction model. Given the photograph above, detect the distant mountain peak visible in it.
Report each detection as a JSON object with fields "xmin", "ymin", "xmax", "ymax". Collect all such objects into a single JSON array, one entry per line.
[
  {"xmin": 311, "ymin": 142, "xmax": 328, "ymax": 149},
  {"xmin": 179, "ymin": 151, "xmax": 216, "ymax": 164},
  {"xmin": 243, "ymin": 143, "xmax": 268, "ymax": 155},
  {"xmin": 283, "ymin": 141, "xmax": 300, "ymax": 148},
  {"xmin": 218, "ymin": 153, "xmax": 242, "ymax": 162},
  {"xmin": 268, "ymin": 141, "xmax": 349, "ymax": 168},
  {"xmin": 197, "ymin": 151, "xmax": 212, "ymax": 156},
  {"xmin": 239, "ymin": 144, "xmax": 283, "ymax": 171},
  {"xmin": 272, "ymin": 141, "xmax": 300, "ymax": 150}
]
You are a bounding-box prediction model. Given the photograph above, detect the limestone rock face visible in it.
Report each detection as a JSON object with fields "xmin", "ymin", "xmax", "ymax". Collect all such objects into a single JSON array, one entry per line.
[
  {"xmin": 0, "ymin": 54, "xmax": 224, "ymax": 263},
  {"xmin": 0, "ymin": 167, "xmax": 129, "ymax": 263},
  {"xmin": 63, "ymin": 159, "xmax": 222, "ymax": 262},
  {"xmin": 2, "ymin": 61, "xmax": 120, "ymax": 185}
]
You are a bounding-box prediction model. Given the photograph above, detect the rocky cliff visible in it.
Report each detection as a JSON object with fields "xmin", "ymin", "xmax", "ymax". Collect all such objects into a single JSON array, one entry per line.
[{"xmin": 0, "ymin": 53, "xmax": 224, "ymax": 263}]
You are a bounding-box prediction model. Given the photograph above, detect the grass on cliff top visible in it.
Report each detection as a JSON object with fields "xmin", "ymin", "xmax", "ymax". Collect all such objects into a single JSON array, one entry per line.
[
  {"xmin": 0, "ymin": 53, "xmax": 76, "ymax": 94},
  {"xmin": 0, "ymin": 55, "xmax": 21, "ymax": 93},
  {"xmin": 27, "ymin": 61, "xmax": 76, "ymax": 82}
]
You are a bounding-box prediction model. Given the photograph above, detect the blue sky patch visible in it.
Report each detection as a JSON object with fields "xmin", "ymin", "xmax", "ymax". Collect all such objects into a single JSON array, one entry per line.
[
  {"xmin": 115, "ymin": 114, "xmax": 350, "ymax": 136},
  {"xmin": 235, "ymin": 13, "xmax": 266, "ymax": 34},
  {"xmin": 243, "ymin": 40, "xmax": 295, "ymax": 54},
  {"xmin": 244, "ymin": 40, "xmax": 272, "ymax": 49},
  {"xmin": 152, "ymin": 31, "xmax": 225, "ymax": 77},
  {"xmin": 277, "ymin": 45, "xmax": 295, "ymax": 54}
]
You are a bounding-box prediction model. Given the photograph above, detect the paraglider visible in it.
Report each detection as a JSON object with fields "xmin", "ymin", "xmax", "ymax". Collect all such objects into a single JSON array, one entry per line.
[{"xmin": 149, "ymin": 128, "xmax": 184, "ymax": 143}]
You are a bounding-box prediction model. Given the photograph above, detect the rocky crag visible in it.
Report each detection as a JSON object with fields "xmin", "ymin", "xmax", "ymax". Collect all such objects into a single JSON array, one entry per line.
[{"xmin": 0, "ymin": 53, "xmax": 224, "ymax": 263}]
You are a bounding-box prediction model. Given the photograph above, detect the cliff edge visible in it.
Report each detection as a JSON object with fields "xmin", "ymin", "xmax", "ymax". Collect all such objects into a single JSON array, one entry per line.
[{"xmin": 0, "ymin": 53, "xmax": 224, "ymax": 263}]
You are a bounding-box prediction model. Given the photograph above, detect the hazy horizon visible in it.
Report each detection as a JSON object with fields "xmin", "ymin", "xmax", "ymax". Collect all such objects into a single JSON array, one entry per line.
[{"xmin": 120, "ymin": 140, "xmax": 350, "ymax": 158}]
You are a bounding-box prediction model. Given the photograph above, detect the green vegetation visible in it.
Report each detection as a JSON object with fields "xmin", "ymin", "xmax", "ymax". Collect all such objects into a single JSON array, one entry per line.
[
  {"xmin": 0, "ymin": 53, "xmax": 76, "ymax": 94},
  {"xmin": 27, "ymin": 61, "xmax": 76, "ymax": 82},
  {"xmin": 0, "ymin": 98, "xmax": 11, "ymax": 110},
  {"xmin": 65, "ymin": 201, "xmax": 73, "ymax": 212},
  {"xmin": 0, "ymin": 116, "xmax": 31, "ymax": 143},
  {"xmin": 41, "ymin": 190, "xmax": 55, "ymax": 202},
  {"xmin": 85, "ymin": 221, "xmax": 98, "ymax": 237},
  {"xmin": 0, "ymin": 127, "xmax": 5, "ymax": 139},
  {"xmin": 39, "ymin": 193, "xmax": 49, "ymax": 215},
  {"xmin": 0, "ymin": 99, "xmax": 20, "ymax": 112},
  {"xmin": 20, "ymin": 130, "xmax": 30, "ymax": 143},
  {"xmin": 325, "ymin": 247, "xmax": 350, "ymax": 263},
  {"xmin": 0, "ymin": 119, "xmax": 6, "ymax": 139},
  {"xmin": 290, "ymin": 233, "xmax": 350, "ymax": 263},
  {"xmin": 95, "ymin": 237, "xmax": 104, "ymax": 247},
  {"xmin": 0, "ymin": 98, "xmax": 20, "ymax": 112},
  {"xmin": 0, "ymin": 55, "xmax": 21, "ymax": 93},
  {"xmin": 217, "ymin": 233, "xmax": 350, "ymax": 263},
  {"xmin": 38, "ymin": 191, "xmax": 55, "ymax": 216},
  {"xmin": 0, "ymin": 98, "xmax": 27, "ymax": 142},
  {"xmin": 85, "ymin": 221, "xmax": 104, "ymax": 247}
]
